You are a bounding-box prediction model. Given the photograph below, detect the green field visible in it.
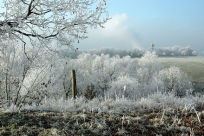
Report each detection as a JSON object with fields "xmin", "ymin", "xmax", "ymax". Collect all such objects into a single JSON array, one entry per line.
[{"xmin": 158, "ymin": 56, "xmax": 204, "ymax": 83}]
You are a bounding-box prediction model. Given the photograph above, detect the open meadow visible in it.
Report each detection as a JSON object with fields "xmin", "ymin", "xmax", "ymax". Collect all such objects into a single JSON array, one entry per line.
[
  {"xmin": 158, "ymin": 56, "xmax": 204, "ymax": 83},
  {"xmin": 158, "ymin": 56, "xmax": 204, "ymax": 95}
]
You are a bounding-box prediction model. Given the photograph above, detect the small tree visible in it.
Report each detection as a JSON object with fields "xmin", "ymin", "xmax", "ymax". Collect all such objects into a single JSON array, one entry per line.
[
  {"xmin": 156, "ymin": 66, "xmax": 193, "ymax": 97},
  {"xmin": 0, "ymin": 39, "xmax": 54, "ymax": 106},
  {"xmin": 181, "ymin": 51, "xmax": 186, "ymax": 57},
  {"xmin": 137, "ymin": 51, "xmax": 162, "ymax": 85},
  {"xmin": 192, "ymin": 51, "xmax": 197, "ymax": 56}
]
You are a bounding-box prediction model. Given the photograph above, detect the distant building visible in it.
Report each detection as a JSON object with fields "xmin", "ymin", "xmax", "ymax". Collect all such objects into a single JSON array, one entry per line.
[{"xmin": 150, "ymin": 43, "xmax": 154, "ymax": 52}]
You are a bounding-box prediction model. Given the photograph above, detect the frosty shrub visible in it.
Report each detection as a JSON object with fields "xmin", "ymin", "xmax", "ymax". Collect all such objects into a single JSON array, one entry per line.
[
  {"xmin": 136, "ymin": 51, "xmax": 163, "ymax": 93},
  {"xmin": 156, "ymin": 66, "xmax": 193, "ymax": 97},
  {"xmin": 0, "ymin": 39, "xmax": 59, "ymax": 107},
  {"xmin": 75, "ymin": 54, "xmax": 133, "ymax": 97},
  {"xmin": 105, "ymin": 51, "xmax": 164, "ymax": 98},
  {"xmin": 138, "ymin": 51, "xmax": 162, "ymax": 82},
  {"xmin": 108, "ymin": 75, "xmax": 139, "ymax": 98}
]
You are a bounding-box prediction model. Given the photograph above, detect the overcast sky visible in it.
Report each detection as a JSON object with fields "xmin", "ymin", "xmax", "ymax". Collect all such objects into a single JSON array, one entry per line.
[{"xmin": 75, "ymin": 0, "xmax": 204, "ymax": 55}]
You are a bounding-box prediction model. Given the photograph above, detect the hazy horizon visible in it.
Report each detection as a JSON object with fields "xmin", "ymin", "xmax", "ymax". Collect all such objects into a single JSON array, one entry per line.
[
  {"xmin": 0, "ymin": 0, "xmax": 204, "ymax": 55},
  {"xmin": 74, "ymin": 0, "xmax": 204, "ymax": 56}
]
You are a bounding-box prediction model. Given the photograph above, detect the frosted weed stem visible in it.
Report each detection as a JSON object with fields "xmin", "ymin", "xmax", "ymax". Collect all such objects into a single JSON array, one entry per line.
[
  {"xmin": 160, "ymin": 109, "xmax": 165, "ymax": 123},
  {"xmin": 192, "ymin": 106, "xmax": 201, "ymax": 124}
]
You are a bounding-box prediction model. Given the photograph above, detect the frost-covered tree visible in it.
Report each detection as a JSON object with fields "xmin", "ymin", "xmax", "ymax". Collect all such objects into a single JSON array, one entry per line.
[
  {"xmin": 109, "ymin": 75, "xmax": 139, "ymax": 98},
  {"xmin": 137, "ymin": 51, "xmax": 162, "ymax": 85},
  {"xmin": 76, "ymin": 53, "xmax": 124, "ymax": 96},
  {"xmin": 0, "ymin": 0, "xmax": 109, "ymax": 50},
  {"xmin": 0, "ymin": 39, "xmax": 22, "ymax": 106},
  {"xmin": 192, "ymin": 51, "xmax": 197, "ymax": 56},
  {"xmin": 154, "ymin": 45, "xmax": 196, "ymax": 57},
  {"xmin": 0, "ymin": 0, "xmax": 109, "ymax": 107},
  {"xmin": 155, "ymin": 66, "xmax": 193, "ymax": 97},
  {"xmin": 0, "ymin": 39, "xmax": 56, "ymax": 106},
  {"xmin": 181, "ymin": 50, "xmax": 186, "ymax": 56}
]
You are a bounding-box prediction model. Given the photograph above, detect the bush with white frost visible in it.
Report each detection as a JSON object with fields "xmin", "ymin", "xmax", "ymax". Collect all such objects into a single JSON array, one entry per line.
[
  {"xmin": 138, "ymin": 52, "xmax": 162, "ymax": 82},
  {"xmin": 155, "ymin": 66, "xmax": 193, "ymax": 97},
  {"xmin": 108, "ymin": 75, "xmax": 139, "ymax": 98}
]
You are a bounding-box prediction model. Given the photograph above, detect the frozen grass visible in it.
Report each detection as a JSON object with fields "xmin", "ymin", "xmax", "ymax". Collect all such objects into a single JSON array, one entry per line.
[
  {"xmin": 1, "ymin": 91, "xmax": 204, "ymax": 135},
  {"xmin": 2, "ymin": 91, "xmax": 203, "ymax": 115}
]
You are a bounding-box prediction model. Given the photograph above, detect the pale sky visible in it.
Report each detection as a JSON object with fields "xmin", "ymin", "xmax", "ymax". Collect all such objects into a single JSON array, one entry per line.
[{"xmin": 76, "ymin": 0, "xmax": 204, "ymax": 55}]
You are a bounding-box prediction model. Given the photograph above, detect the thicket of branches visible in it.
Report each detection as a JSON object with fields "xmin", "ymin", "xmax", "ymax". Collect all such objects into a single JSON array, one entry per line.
[
  {"xmin": 0, "ymin": 0, "xmax": 110, "ymax": 63},
  {"xmin": 0, "ymin": 40, "xmax": 194, "ymax": 109}
]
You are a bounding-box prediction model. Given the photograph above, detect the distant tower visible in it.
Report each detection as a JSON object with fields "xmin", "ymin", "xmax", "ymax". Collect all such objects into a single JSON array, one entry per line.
[{"xmin": 150, "ymin": 43, "xmax": 154, "ymax": 52}]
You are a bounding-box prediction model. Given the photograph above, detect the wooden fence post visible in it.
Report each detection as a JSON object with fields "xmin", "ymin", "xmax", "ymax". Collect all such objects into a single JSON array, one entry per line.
[{"xmin": 71, "ymin": 70, "xmax": 77, "ymax": 99}]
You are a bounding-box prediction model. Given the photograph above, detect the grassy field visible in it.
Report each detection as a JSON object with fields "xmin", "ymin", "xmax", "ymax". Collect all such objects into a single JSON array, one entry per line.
[{"xmin": 158, "ymin": 56, "xmax": 204, "ymax": 83}]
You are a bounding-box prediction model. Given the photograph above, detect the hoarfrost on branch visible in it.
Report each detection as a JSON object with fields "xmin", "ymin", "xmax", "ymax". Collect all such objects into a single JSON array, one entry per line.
[{"xmin": 0, "ymin": 0, "xmax": 109, "ymax": 49}]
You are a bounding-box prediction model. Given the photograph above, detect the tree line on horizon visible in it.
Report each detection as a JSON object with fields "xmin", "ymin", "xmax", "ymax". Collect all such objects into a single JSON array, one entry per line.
[{"xmin": 60, "ymin": 45, "xmax": 197, "ymax": 58}]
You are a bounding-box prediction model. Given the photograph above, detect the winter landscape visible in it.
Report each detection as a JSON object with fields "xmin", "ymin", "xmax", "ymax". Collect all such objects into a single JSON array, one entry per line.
[
  {"xmin": 0, "ymin": 0, "xmax": 204, "ymax": 136},
  {"xmin": 0, "ymin": 46, "xmax": 204, "ymax": 135}
]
